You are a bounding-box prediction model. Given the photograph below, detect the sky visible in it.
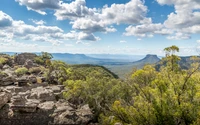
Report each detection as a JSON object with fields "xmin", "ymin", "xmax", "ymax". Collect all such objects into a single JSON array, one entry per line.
[{"xmin": 0, "ymin": 0, "xmax": 200, "ymax": 56}]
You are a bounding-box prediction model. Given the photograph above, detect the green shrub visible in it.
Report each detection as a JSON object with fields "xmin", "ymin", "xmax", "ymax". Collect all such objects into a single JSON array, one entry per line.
[
  {"xmin": 0, "ymin": 57, "xmax": 8, "ymax": 65},
  {"xmin": 15, "ymin": 67, "xmax": 28, "ymax": 76},
  {"xmin": 29, "ymin": 67, "xmax": 44, "ymax": 74}
]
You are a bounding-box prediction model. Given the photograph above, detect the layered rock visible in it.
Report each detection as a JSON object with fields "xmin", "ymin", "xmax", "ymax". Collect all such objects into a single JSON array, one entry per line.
[{"xmin": 0, "ymin": 84, "xmax": 93, "ymax": 125}]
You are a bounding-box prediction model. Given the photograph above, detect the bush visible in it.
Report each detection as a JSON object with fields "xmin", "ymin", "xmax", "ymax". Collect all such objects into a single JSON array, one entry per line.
[
  {"xmin": 0, "ymin": 57, "xmax": 8, "ymax": 65},
  {"xmin": 15, "ymin": 67, "xmax": 28, "ymax": 76},
  {"xmin": 29, "ymin": 67, "xmax": 44, "ymax": 74}
]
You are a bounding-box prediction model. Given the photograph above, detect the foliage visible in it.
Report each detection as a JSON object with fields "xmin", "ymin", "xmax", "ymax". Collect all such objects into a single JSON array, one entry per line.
[
  {"xmin": 15, "ymin": 67, "xmax": 28, "ymax": 76},
  {"xmin": 0, "ymin": 57, "xmax": 8, "ymax": 65},
  {"xmin": 29, "ymin": 66, "xmax": 45, "ymax": 74},
  {"xmin": 34, "ymin": 52, "xmax": 53, "ymax": 66},
  {"xmin": 0, "ymin": 53, "xmax": 12, "ymax": 66}
]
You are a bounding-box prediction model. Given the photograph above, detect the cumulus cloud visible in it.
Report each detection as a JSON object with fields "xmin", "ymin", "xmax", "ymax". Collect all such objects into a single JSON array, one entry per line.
[
  {"xmin": 124, "ymin": 23, "xmax": 168, "ymax": 37},
  {"xmin": 100, "ymin": 0, "xmax": 148, "ymax": 25},
  {"xmin": 77, "ymin": 32, "xmax": 100, "ymax": 41},
  {"xmin": 12, "ymin": 21, "xmax": 63, "ymax": 36},
  {"xmin": 71, "ymin": 18, "xmax": 116, "ymax": 33},
  {"xmin": 167, "ymin": 32, "xmax": 191, "ymax": 40},
  {"xmin": 55, "ymin": 0, "xmax": 148, "ymax": 37},
  {"xmin": 15, "ymin": 0, "xmax": 61, "ymax": 15},
  {"xmin": 157, "ymin": 0, "xmax": 200, "ymax": 30},
  {"xmin": 0, "ymin": 11, "xmax": 13, "ymax": 27},
  {"xmin": 31, "ymin": 19, "xmax": 46, "ymax": 25},
  {"xmin": 0, "ymin": 10, "xmax": 100, "ymax": 48},
  {"xmin": 54, "ymin": 0, "xmax": 96, "ymax": 20}
]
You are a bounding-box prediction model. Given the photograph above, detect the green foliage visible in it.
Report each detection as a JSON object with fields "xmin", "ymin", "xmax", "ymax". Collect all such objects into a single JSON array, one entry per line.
[
  {"xmin": 34, "ymin": 52, "xmax": 53, "ymax": 65},
  {"xmin": 0, "ymin": 57, "xmax": 8, "ymax": 65},
  {"xmin": 29, "ymin": 66, "xmax": 45, "ymax": 74},
  {"xmin": 15, "ymin": 67, "xmax": 28, "ymax": 76}
]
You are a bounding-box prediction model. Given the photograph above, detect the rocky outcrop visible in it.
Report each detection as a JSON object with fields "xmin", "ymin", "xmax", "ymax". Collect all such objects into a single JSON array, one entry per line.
[
  {"xmin": 14, "ymin": 53, "xmax": 37, "ymax": 65},
  {"xmin": 0, "ymin": 90, "xmax": 11, "ymax": 109},
  {"xmin": 0, "ymin": 84, "xmax": 93, "ymax": 125},
  {"xmin": 24, "ymin": 59, "xmax": 34, "ymax": 69}
]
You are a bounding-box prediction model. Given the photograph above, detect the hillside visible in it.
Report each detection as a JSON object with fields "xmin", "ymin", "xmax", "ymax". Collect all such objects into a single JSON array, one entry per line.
[{"xmin": 155, "ymin": 56, "xmax": 200, "ymax": 70}]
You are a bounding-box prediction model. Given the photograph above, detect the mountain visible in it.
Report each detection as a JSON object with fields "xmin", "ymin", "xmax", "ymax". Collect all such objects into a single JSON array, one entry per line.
[
  {"xmin": 104, "ymin": 54, "xmax": 161, "ymax": 78},
  {"xmin": 132, "ymin": 54, "xmax": 161, "ymax": 66},
  {"xmin": 52, "ymin": 53, "xmax": 100, "ymax": 64},
  {"xmin": 86, "ymin": 54, "xmax": 145, "ymax": 62}
]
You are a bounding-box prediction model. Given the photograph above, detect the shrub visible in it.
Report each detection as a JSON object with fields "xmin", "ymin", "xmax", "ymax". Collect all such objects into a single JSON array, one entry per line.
[
  {"xmin": 0, "ymin": 57, "xmax": 8, "ymax": 65},
  {"xmin": 15, "ymin": 67, "xmax": 28, "ymax": 76},
  {"xmin": 29, "ymin": 67, "xmax": 44, "ymax": 74}
]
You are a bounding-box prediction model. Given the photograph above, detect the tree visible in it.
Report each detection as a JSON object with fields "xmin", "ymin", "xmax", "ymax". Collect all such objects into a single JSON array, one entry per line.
[{"xmin": 34, "ymin": 52, "xmax": 53, "ymax": 66}]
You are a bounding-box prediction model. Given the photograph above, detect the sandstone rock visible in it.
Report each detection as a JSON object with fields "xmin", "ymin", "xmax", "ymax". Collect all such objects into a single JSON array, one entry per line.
[
  {"xmin": 14, "ymin": 53, "xmax": 37, "ymax": 65},
  {"xmin": 38, "ymin": 101, "xmax": 55, "ymax": 111},
  {"xmin": 0, "ymin": 91, "xmax": 11, "ymax": 109},
  {"xmin": 29, "ymin": 87, "xmax": 56, "ymax": 102},
  {"xmin": 53, "ymin": 104, "xmax": 93, "ymax": 125},
  {"xmin": 0, "ymin": 76, "xmax": 14, "ymax": 86},
  {"xmin": 16, "ymin": 76, "xmax": 28, "ymax": 86},
  {"xmin": 28, "ymin": 75, "xmax": 37, "ymax": 84},
  {"xmin": 3, "ymin": 64, "xmax": 10, "ymax": 70},
  {"xmin": 0, "ymin": 85, "xmax": 93, "ymax": 125},
  {"xmin": 24, "ymin": 59, "xmax": 34, "ymax": 69}
]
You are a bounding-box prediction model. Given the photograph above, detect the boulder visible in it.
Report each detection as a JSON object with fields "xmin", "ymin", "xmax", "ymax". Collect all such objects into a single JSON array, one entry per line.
[
  {"xmin": 53, "ymin": 103, "xmax": 93, "ymax": 125},
  {"xmin": 38, "ymin": 101, "xmax": 55, "ymax": 111},
  {"xmin": 0, "ymin": 76, "xmax": 14, "ymax": 86},
  {"xmin": 28, "ymin": 87, "xmax": 56, "ymax": 102},
  {"xmin": 24, "ymin": 59, "xmax": 34, "ymax": 69},
  {"xmin": 0, "ymin": 91, "xmax": 11, "ymax": 109},
  {"xmin": 16, "ymin": 76, "xmax": 28, "ymax": 86},
  {"xmin": 2, "ymin": 64, "xmax": 11, "ymax": 70},
  {"xmin": 28, "ymin": 75, "xmax": 37, "ymax": 84}
]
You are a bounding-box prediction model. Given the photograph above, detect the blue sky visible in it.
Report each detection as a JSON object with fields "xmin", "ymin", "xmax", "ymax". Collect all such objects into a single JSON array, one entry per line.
[{"xmin": 0, "ymin": 0, "xmax": 200, "ymax": 55}]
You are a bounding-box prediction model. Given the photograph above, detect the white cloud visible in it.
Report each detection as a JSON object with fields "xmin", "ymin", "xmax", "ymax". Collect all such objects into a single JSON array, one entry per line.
[
  {"xmin": 12, "ymin": 21, "xmax": 63, "ymax": 36},
  {"xmin": 0, "ymin": 11, "xmax": 13, "ymax": 27},
  {"xmin": 124, "ymin": 23, "xmax": 165, "ymax": 37},
  {"xmin": 71, "ymin": 18, "xmax": 116, "ymax": 33},
  {"xmin": 167, "ymin": 32, "xmax": 191, "ymax": 40},
  {"xmin": 54, "ymin": 0, "xmax": 148, "ymax": 38},
  {"xmin": 54, "ymin": 0, "xmax": 96, "ymax": 20},
  {"xmin": 77, "ymin": 32, "xmax": 100, "ymax": 41},
  {"xmin": 197, "ymin": 40, "xmax": 200, "ymax": 43},
  {"xmin": 31, "ymin": 19, "xmax": 46, "ymax": 25},
  {"xmin": 100, "ymin": 0, "xmax": 148, "ymax": 25},
  {"xmin": 157, "ymin": 0, "xmax": 200, "ymax": 30},
  {"xmin": 15, "ymin": 0, "xmax": 61, "ymax": 15}
]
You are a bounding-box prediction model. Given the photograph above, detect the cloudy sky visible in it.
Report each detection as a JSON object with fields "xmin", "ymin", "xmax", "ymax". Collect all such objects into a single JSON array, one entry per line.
[{"xmin": 0, "ymin": 0, "xmax": 200, "ymax": 55}]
